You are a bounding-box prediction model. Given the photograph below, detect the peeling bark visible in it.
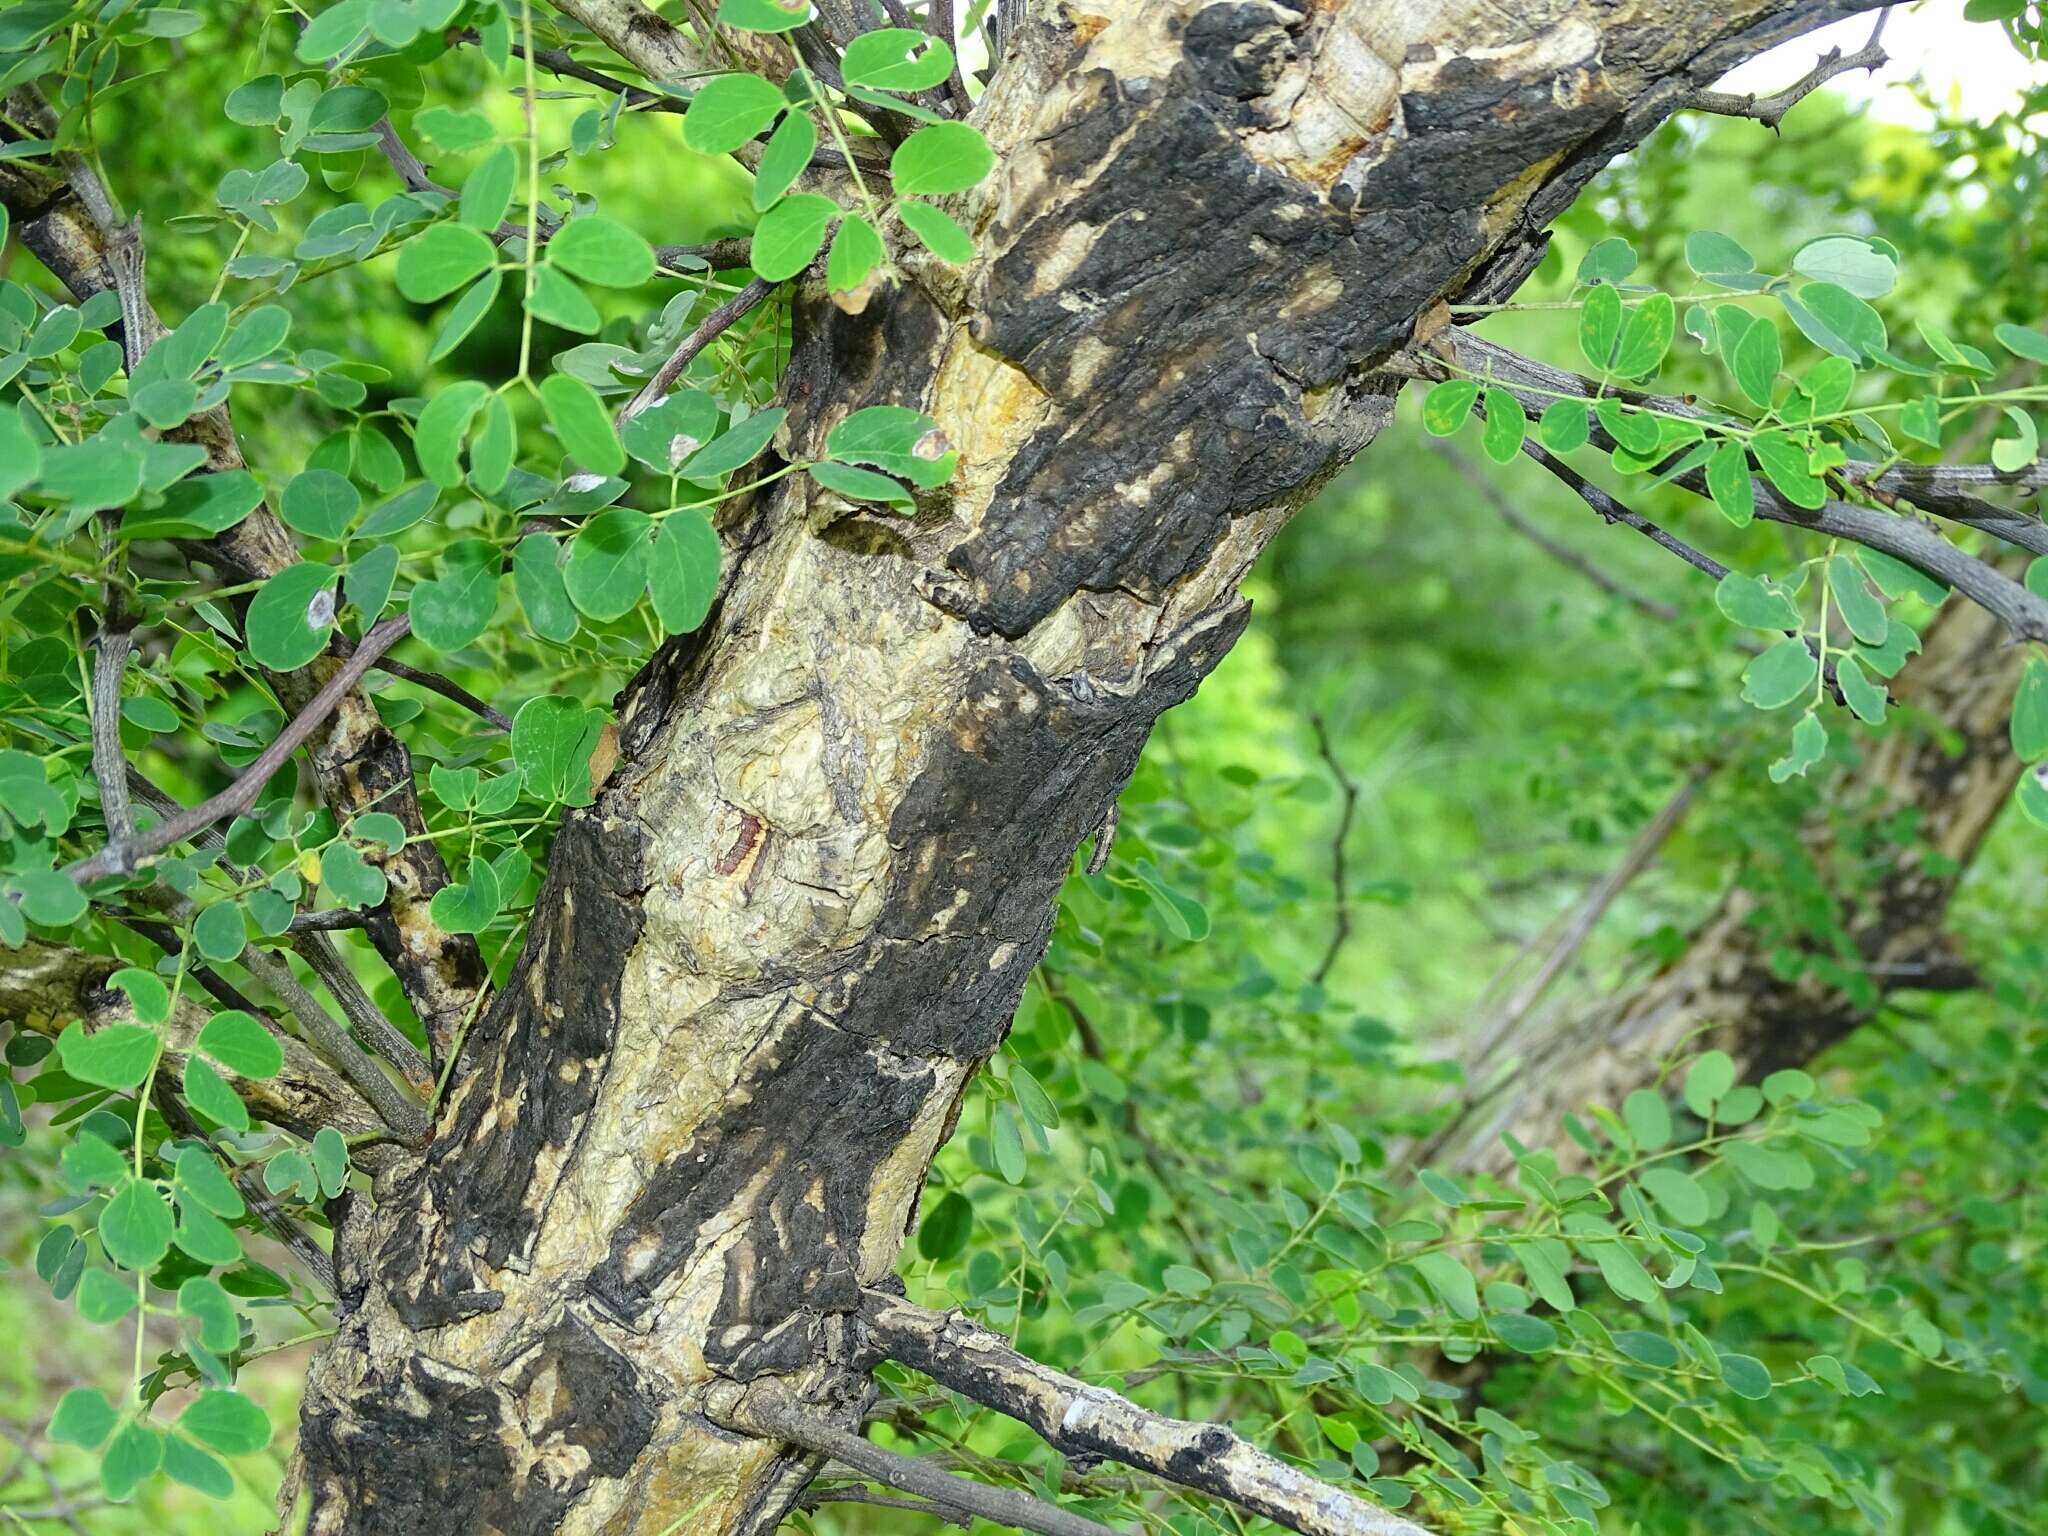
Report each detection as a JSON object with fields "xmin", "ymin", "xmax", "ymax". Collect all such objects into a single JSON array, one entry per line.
[
  {"xmin": 290, "ymin": 3, "xmax": 1894, "ymax": 1530},
  {"xmin": 1441, "ymin": 595, "xmax": 2024, "ymax": 1175}
]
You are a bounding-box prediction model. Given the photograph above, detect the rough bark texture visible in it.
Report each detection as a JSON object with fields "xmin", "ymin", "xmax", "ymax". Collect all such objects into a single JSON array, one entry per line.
[
  {"xmin": 291, "ymin": 3, "xmax": 1888, "ymax": 1531},
  {"xmin": 1441, "ymin": 594, "xmax": 2024, "ymax": 1175}
]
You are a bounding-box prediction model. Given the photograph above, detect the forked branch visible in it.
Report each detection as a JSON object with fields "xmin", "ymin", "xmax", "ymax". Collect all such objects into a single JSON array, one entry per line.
[{"xmin": 1686, "ymin": 8, "xmax": 1891, "ymax": 130}]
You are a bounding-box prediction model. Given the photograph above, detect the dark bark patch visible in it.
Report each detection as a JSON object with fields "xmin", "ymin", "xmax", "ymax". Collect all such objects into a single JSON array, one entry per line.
[{"xmin": 378, "ymin": 806, "xmax": 646, "ymax": 1327}]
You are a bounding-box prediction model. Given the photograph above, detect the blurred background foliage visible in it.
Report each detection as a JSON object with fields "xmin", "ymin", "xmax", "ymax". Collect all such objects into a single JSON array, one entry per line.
[{"xmin": 2, "ymin": 5, "xmax": 2045, "ymax": 1534}]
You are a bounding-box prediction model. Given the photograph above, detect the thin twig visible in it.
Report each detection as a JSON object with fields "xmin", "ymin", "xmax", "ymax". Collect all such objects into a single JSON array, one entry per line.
[
  {"xmin": 357, "ymin": 649, "xmax": 513, "ymax": 732},
  {"xmin": 617, "ymin": 278, "xmax": 774, "ymax": 423},
  {"xmin": 88, "ymin": 626, "xmax": 136, "ymax": 843},
  {"xmin": 1428, "ymin": 440, "xmax": 1679, "ymax": 621},
  {"xmin": 799, "ymin": 1484, "xmax": 972, "ymax": 1528},
  {"xmin": 710, "ymin": 1383, "xmax": 1122, "ymax": 1536},
  {"xmin": 1516, "ymin": 440, "xmax": 1729, "ymax": 582},
  {"xmin": 1687, "ymin": 8, "xmax": 1891, "ymax": 130},
  {"xmin": 69, "ymin": 615, "xmax": 413, "ymax": 883},
  {"xmin": 287, "ymin": 907, "xmax": 374, "ymax": 934},
  {"xmin": 1308, "ymin": 713, "xmax": 1359, "ymax": 985}
]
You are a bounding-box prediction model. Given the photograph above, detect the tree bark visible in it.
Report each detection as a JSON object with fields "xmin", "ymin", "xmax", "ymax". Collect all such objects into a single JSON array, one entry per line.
[
  {"xmin": 288, "ymin": 3, "xmax": 1893, "ymax": 1531},
  {"xmin": 1438, "ymin": 593, "xmax": 2024, "ymax": 1175}
]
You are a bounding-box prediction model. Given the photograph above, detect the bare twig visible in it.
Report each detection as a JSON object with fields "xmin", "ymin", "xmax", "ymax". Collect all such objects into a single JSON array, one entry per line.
[
  {"xmin": 1308, "ymin": 713, "xmax": 1360, "ymax": 985},
  {"xmin": 798, "ymin": 1484, "xmax": 972, "ymax": 1528},
  {"xmin": 0, "ymin": 1420, "xmax": 92, "ymax": 1536},
  {"xmin": 1687, "ymin": 8, "xmax": 1890, "ymax": 130},
  {"xmin": 287, "ymin": 908, "xmax": 374, "ymax": 934},
  {"xmin": 88, "ymin": 626, "xmax": 137, "ymax": 843},
  {"xmin": 657, "ymin": 237, "xmax": 756, "ymax": 273},
  {"xmin": 709, "ymin": 1382, "xmax": 1122, "ymax": 1536},
  {"xmin": 1428, "ymin": 440, "xmax": 1679, "ymax": 621},
  {"xmin": 618, "ymin": 278, "xmax": 774, "ymax": 423},
  {"xmin": 861, "ymin": 1292, "xmax": 1431, "ymax": 1536},
  {"xmin": 1516, "ymin": 440, "xmax": 1729, "ymax": 582},
  {"xmin": 69, "ymin": 615, "xmax": 413, "ymax": 883}
]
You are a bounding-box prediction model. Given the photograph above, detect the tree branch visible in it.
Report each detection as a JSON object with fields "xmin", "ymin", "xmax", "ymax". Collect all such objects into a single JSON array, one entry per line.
[
  {"xmin": 709, "ymin": 1381, "xmax": 1122, "ymax": 1536},
  {"xmin": 1686, "ymin": 7, "xmax": 1891, "ymax": 130},
  {"xmin": 618, "ymin": 278, "xmax": 775, "ymax": 423},
  {"xmin": 68, "ymin": 616, "xmax": 413, "ymax": 883},
  {"xmin": 1427, "ymin": 440, "xmax": 1680, "ymax": 621},
  {"xmin": 861, "ymin": 1292, "xmax": 1431, "ymax": 1536},
  {"xmin": 1308, "ymin": 713, "xmax": 1359, "ymax": 986},
  {"xmin": 1431, "ymin": 336, "xmax": 2048, "ymax": 642}
]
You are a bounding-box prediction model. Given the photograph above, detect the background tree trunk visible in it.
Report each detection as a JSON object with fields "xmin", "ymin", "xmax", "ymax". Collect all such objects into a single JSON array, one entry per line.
[
  {"xmin": 1438, "ymin": 594, "xmax": 2024, "ymax": 1175},
  {"xmin": 292, "ymin": 4, "xmax": 1894, "ymax": 1531}
]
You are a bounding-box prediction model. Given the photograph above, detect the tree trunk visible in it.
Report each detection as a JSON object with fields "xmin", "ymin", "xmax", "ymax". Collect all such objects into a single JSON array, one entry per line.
[
  {"xmin": 292, "ymin": 4, "xmax": 1891, "ymax": 1530},
  {"xmin": 1439, "ymin": 593, "xmax": 2024, "ymax": 1175}
]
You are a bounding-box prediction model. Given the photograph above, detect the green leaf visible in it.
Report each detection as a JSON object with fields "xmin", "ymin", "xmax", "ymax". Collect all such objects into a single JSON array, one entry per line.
[
  {"xmin": 1684, "ymin": 230, "xmax": 1755, "ymax": 281},
  {"xmin": 1792, "ymin": 235, "xmax": 1896, "ymax": 298},
  {"xmin": 174, "ymin": 1200, "xmax": 242, "ymax": 1266},
  {"xmin": 183, "ymin": 1057, "xmax": 249, "ymax": 1133},
  {"xmin": 1593, "ymin": 398, "xmax": 1659, "ymax": 456},
  {"xmin": 565, "ymin": 508, "xmax": 653, "ymax": 621},
  {"xmin": 1731, "ymin": 316, "xmax": 1781, "ymax": 408},
  {"xmin": 347, "ymin": 542, "xmax": 400, "ymax": 627},
  {"xmin": 916, "ymin": 1189, "xmax": 972, "ymax": 1261},
  {"xmin": 1716, "ymin": 571, "xmax": 1800, "ymax": 630},
  {"xmin": 1994, "ymin": 321, "xmax": 2048, "ymax": 365},
  {"xmin": 1578, "ymin": 283, "xmax": 1621, "ymax": 371},
  {"xmin": 1827, "ymin": 555, "xmax": 1888, "ymax": 646},
  {"xmin": 681, "ymin": 407, "xmax": 789, "ymax": 481},
  {"xmin": 225, "ymin": 75, "xmax": 285, "ymax": 127},
  {"xmin": 623, "ymin": 389, "xmax": 720, "ymax": 473},
  {"xmin": 431, "ymin": 862, "xmax": 503, "ymax": 935},
  {"xmin": 1537, "ymin": 399, "xmax": 1589, "ymax": 453},
  {"xmin": 1684, "ymin": 1050, "xmax": 1736, "ymax": 1117},
  {"xmin": 1991, "ymin": 406, "xmax": 2039, "ymax": 472},
  {"xmin": 1639, "ymin": 1167, "xmax": 1710, "ymax": 1225},
  {"xmin": 192, "ymin": 902, "xmax": 247, "ymax": 965},
  {"xmin": 321, "ymin": 841, "xmax": 388, "ymax": 909},
  {"xmin": 410, "ymin": 538, "xmax": 500, "ymax": 652},
  {"xmin": 823, "ymin": 405, "xmax": 952, "ymax": 487},
  {"xmin": 513, "ymin": 532, "xmax": 579, "ymax": 643},
  {"xmin": 1859, "ymin": 547, "xmax": 1948, "ymax": 605},
  {"xmin": 415, "ymin": 379, "xmax": 492, "ymax": 487},
  {"xmin": 826, "ymin": 214, "xmax": 885, "ymax": 299},
  {"xmin": 174, "ymin": 1146, "xmax": 246, "ymax": 1219},
  {"xmin": 1769, "ymin": 709, "xmax": 1829, "ymax": 783},
  {"xmin": 280, "ymin": 469, "xmax": 360, "ymax": 543},
  {"xmin": 163, "ymin": 1436, "xmax": 234, "ymax": 1499},
  {"xmin": 77, "ymin": 1266, "xmax": 139, "ymax": 1323},
  {"xmin": 296, "ymin": 0, "xmax": 371, "ymax": 60},
  {"xmin": 460, "ymin": 145, "xmax": 516, "ymax": 231},
  {"xmin": 178, "ymin": 1274, "xmax": 241, "ymax": 1352},
  {"xmin": 718, "ymin": 0, "xmax": 810, "ymax": 33},
  {"xmin": 2013, "ymin": 656, "xmax": 2048, "ymax": 761},
  {"xmin": 548, "ymin": 216, "xmax": 656, "ymax": 287},
  {"xmin": 1612, "ymin": 292, "xmax": 1674, "ymax": 378},
  {"xmin": 180, "ymin": 1389, "xmax": 273, "ymax": 1457},
  {"xmin": 101, "ymin": 1176, "xmax": 174, "ymax": 1270},
  {"xmin": 1420, "ymin": 379, "xmax": 1478, "ymax": 437},
  {"xmin": 842, "ymin": 28, "xmax": 955, "ymax": 91},
  {"xmin": 2016, "ymin": 764, "xmax": 2048, "ymax": 827},
  {"xmin": 1741, "ymin": 637, "xmax": 1816, "ymax": 710},
  {"xmin": 1576, "ymin": 237, "xmax": 1636, "ymax": 286},
  {"xmin": 1751, "ymin": 430, "xmax": 1826, "ymax": 509},
  {"xmin": 57, "ymin": 1022, "xmax": 158, "ymax": 1091},
  {"xmin": 101, "ymin": 1420, "xmax": 164, "ymax": 1501},
  {"xmin": 540, "ymin": 373, "xmax": 625, "ymax": 474},
  {"xmin": 752, "ymin": 192, "xmax": 838, "ymax": 281},
  {"xmin": 891, "ymin": 121, "xmax": 994, "ymax": 196},
  {"xmin": 526, "ymin": 266, "xmax": 600, "ymax": 334},
  {"xmin": 683, "ymin": 72, "xmax": 787, "ymax": 153},
  {"xmin": 1790, "ymin": 282, "xmax": 1886, "ymax": 362},
  {"xmin": 312, "ymin": 1126, "xmax": 350, "ymax": 1197},
  {"xmin": 512, "ymin": 696, "xmax": 606, "ymax": 805},
  {"xmin": 36, "ymin": 439, "xmax": 145, "ymax": 510},
  {"xmin": 753, "ymin": 109, "xmax": 817, "ymax": 210},
  {"xmin": 198, "ymin": 1010, "xmax": 283, "ymax": 1079},
  {"xmin": 429, "ymin": 271, "xmax": 503, "ymax": 362},
  {"xmin": 648, "ymin": 512, "xmax": 721, "ymax": 635},
  {"xmin": 1411, "ymin": 1251, "xmax": 1479, "ymax": 1320},
  {"xmin": 49, "ymin": 1387, "xmax": 118, "ymax": 1450},
  {"xmin": 1490, "ymin": 1312, "xmax": 1558, "ymax": 1353},
  {"xmin": 245, "ymin": 562, "xmax": 339, "ymax": 670},
  {"xmin": 1479, "ymin": 388, "xmax": 1525, "ymax": 464},
  {"xmin": 396, "ymin": 223, "xmax": 497, "ymax": 303},
  {"xmin": 1717, "ymin": 1352, "xmax": 1774, "ymax": 1400},
  {"xmin": 808, "ymin": 461, "xmax": 913, "ymax": 508},
  {"xmin": 1621, "ymin": 1089, "xmax": 1672, "ymax": 1151},
  {"xmin": 898, "ymin": 200, "xmax": 974, "ymax": 265},
  {"xmin": 1585, "ymin": 1238, "xmax": 1658, "ymax": 1304},
  {"xmin": 990, "ymin": 1102, "xmax": 1026, "ymax": 1183}
]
